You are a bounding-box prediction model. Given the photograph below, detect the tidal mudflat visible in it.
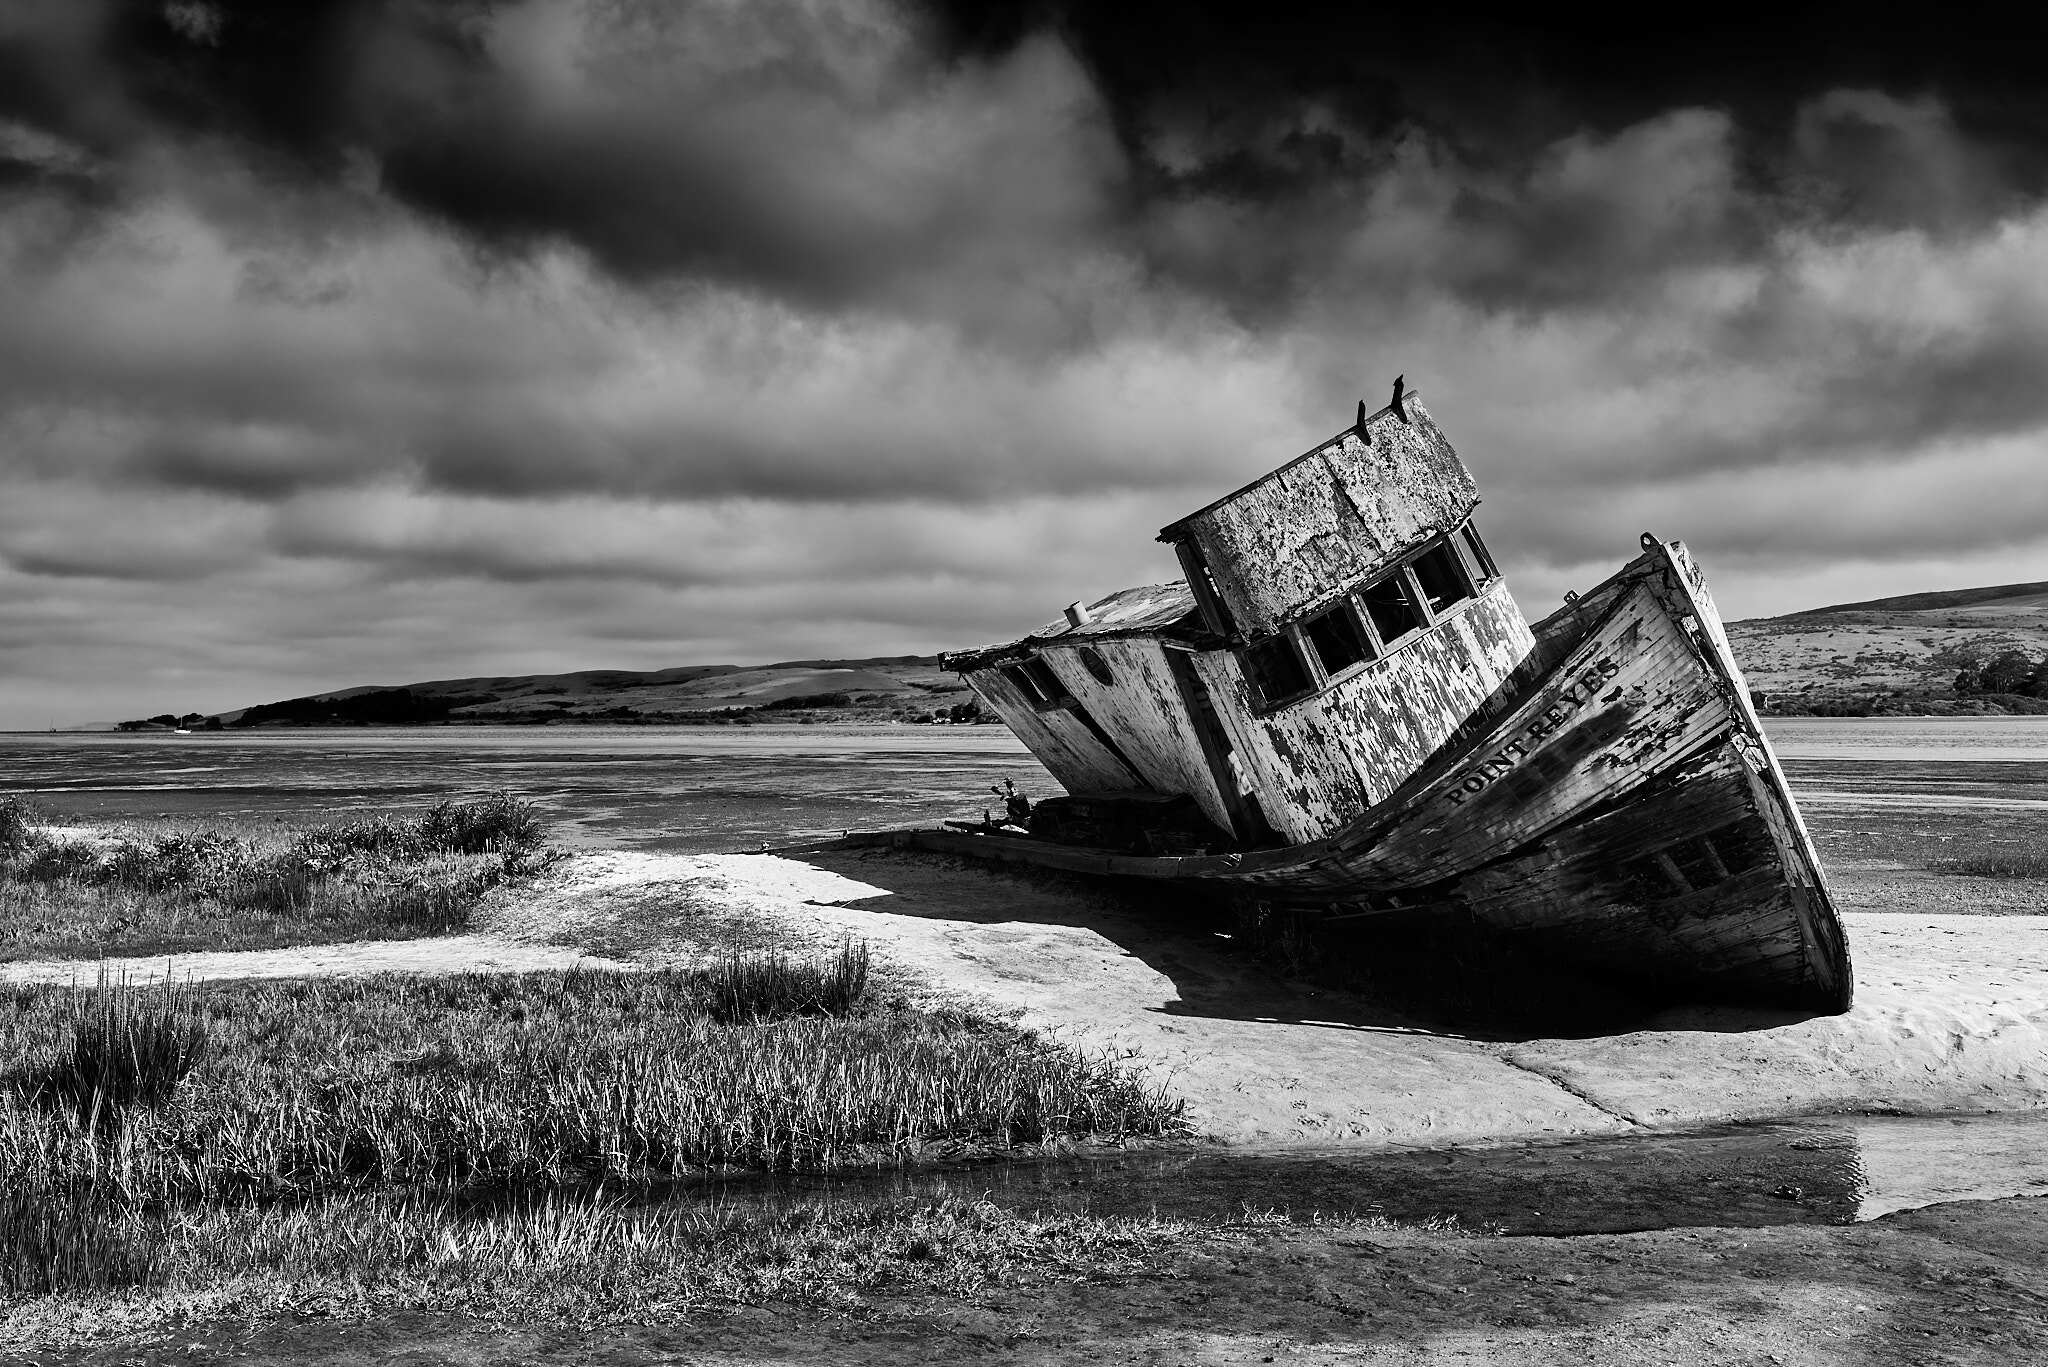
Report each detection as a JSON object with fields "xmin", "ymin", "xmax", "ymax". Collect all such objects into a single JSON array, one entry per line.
[{"xmin": 0, "ymin": 725, "xmax": 1050, "ymax": 854}]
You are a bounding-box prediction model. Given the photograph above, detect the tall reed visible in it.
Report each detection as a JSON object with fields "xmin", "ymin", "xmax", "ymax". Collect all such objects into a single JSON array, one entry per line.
[
  {"xmin": 708, "ymin": 939, "xmax": 870, "ymax": 1023},
  {"xmin": 52, "ymin": 970, "xmax": 209, "ymax": 1124}
]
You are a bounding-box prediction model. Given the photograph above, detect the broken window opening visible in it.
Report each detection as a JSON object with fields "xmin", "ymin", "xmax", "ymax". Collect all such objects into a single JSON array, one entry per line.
[
  {"xmin": 1078, "ymin": 646, "xmax": 1116, "ymax": 685},
  {"xmin": 1302, "ymin": 601, "xmax": 1373, "ymax": 678},
  {"xmin": 1173, "ymin": 538, "xmax": 1238, "ymax": 639},
  {"xmin": 1000, "ymin": 664, "xmax": 1044, "ymax": 706},
  {"xmin": 1243, "ymin": 634, "xmax": 1312, "ymax": 708},
  {"xmin": 1706, "ymin": 824, "xmax": 1768, "ymax": 878},
  {"xmin": 1411, "ymin": 542, "xmax": 1475, "ymax": 616},
  {"xmin": 1020, "ymin": 657, "xmax": 1071, "ymax": 707},
  {"xmin": 1003, "ymin": 658, "xmax": 1072, "ymax": 709},
  {"xmin": 1667, "ymin": 837, "xmax": 1731, "ymax": 890},
  {"xmin": 1361, "ymin": 573, "xmax": 1425, "ymax": 646},
  {"xmin": 1459, "ymin": 522, "xmax": 1499, "ymax": 581}
]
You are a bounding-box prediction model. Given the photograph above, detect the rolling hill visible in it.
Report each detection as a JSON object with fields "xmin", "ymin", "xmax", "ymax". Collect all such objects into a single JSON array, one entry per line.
[
  {"xmin": 1726, "ymin": 581, "xmax": 2048, "ymax": 714},
  {"xmin": 204, "ymin": 657, "xmax": 981, "ymax": 728},
  {"xmin": 150, "ymin": 580, "xmax": 2048, "ymax": 729}
]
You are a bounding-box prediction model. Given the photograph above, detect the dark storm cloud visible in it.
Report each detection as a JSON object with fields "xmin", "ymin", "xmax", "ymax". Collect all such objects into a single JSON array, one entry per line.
[
  {"xmin": 6, "ymin": 2, "xmax": 2045, "ymax": 355},
  {"xmin": 0, "ymin": 0, "xmax": 1127, "ymax": 334}
]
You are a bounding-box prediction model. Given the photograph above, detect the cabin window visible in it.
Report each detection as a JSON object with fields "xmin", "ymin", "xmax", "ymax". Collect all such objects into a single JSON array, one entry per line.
[
  {"xmin": 1243, "ymin": 634, "xmax": 1312, "ymax": 708},
  {"xmin": 1079, "ymin": 646, "xmax": 1116, "ymax": 685},
  {"xmin": 1021, "ymin": 657, "xmax": 1070, "ymax": 706},
  {"xmin": 1173, "ymin": 539, "xmax": 1238, "ymax": 638},
  {"xmin": 1002, "ymin": 658, "xmax": 1072, "ymax": 709},
  {"xmin": 1301, "ymin": 601, "xmax": 1373, "ymax": 677},
  {"xmin": 1411, "ymin": 543, "xmax": 1475, "ymax": 616},
  {"xmin": 1459, "ymin": 522, "xmax": 1499, "ymax": 580},
  {"xmin": 1361, "ymin": 573, "xmax": 1425, "ymax": 645},
  {"xmin": 1000, "ymin": 664, "xmax": 1042, "ymax": 705}
]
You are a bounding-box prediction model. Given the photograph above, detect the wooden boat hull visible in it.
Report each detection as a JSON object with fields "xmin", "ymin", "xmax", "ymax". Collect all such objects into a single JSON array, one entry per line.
[{"xmin": 829, "ymin": 538, "xmax": 1853, "ymax": 1013}]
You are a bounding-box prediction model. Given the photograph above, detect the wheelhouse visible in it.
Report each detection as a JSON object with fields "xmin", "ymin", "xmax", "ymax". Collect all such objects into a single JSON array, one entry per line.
[{"xmin": 945, "ymin": 394, "xmax": 1539, "ymax": 848}]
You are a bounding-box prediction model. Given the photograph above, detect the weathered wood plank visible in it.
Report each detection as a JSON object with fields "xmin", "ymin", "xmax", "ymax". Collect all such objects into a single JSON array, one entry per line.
[
  {"xmin": 1163, "ymin": 399, "xmax": 1480, "ymax": 638},
  {"xmin": 1033, "ymin": 638, "xmax": 1236, "ymax": 833},
  {"xmin": 960, "ymin": 667, "xmax": 1141, "ymax": 795},
  {"xmin": 1192, "ymin": 585, "xmax": 1535, "ymax": 844}
]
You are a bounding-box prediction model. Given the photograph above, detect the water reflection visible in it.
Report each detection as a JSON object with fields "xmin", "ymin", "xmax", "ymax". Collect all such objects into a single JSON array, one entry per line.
[{"xmin": 667, "ymin": 1110, "xmax": 2048, "ymax": 1237}]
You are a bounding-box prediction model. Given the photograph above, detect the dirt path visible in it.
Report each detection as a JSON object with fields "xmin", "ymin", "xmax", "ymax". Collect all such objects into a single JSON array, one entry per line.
[{"xmin": 0, "ymin": 934, "xmax": 634, "ymax": 986}]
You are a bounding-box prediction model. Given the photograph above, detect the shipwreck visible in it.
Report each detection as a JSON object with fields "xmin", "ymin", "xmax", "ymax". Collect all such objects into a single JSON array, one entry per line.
[{"xmin": 889, "ymin": 383, "xmax": 1853, "ymax": 1013}]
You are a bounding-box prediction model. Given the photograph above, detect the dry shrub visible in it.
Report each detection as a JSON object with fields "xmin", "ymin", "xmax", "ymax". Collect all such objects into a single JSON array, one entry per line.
[
  {"xmin": 0, "ymin": 799, "xmax": 35, "ymax": 859},
  {"xmin": 0, "ymin": 794, "xmax": 561, "ymax": 958},
  {"xmin": 1929, "ymin": 852, "xmax": 2048, "ymax": 879},
  {"xmin": 418, "ymin": 792, "xmax": 547, "ymax": 856}
]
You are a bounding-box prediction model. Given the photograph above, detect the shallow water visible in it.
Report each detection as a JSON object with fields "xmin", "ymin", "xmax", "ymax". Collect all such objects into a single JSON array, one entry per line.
[
  {"xmin": 0, "ymin": 726, "xmax": 1048, "ymax": 854},
  {"xmin": 691, "ymin": 1110, "xmax": 2048, "ymax": 1237},
  {"xmin": 1767, "ymin": 715, "xmax": 2048, "ymax": 763},
  {"xmin": 5, "ymin": 718, "xmax": 2044, "ymax": 858}
]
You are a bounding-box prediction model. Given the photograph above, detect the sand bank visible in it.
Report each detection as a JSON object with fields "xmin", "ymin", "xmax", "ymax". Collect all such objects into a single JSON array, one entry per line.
[{"xmin": 0, "ymin": 935, "xmax": 634, "ymax": 986}]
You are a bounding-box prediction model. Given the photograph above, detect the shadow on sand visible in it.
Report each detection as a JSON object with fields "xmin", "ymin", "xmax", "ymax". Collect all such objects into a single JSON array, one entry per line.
[{"xmin": 780, "ymin": 842, "xmax": 1827, "ymax": 1044}]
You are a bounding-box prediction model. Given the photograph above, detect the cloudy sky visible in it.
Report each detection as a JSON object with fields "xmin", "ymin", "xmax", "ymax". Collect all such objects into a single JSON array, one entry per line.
[{"xmin": 3, "ymin": 0, "xmax": 2046, "ymax": 727}]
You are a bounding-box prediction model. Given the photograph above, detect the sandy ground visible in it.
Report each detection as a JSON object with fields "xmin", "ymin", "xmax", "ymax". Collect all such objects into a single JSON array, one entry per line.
[{"xmin": 0, "ymin": 934, "xmax": 635, "ymax": 986}]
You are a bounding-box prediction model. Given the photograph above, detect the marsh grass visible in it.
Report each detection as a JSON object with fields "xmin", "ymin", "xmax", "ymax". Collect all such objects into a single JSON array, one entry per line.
[
  {"xmin": 52, "ymin": 971, "xmax": 209, "ymax": 1122},
  {"xmin": 1928, "ymin": 851, "xmax": 2048, "ymax": 880},
  {"xmin": 0, "ymin": 1190, "xmax": 1196, "ymax": 1320},
  {"xmin": 0, "ymin": 966, "xmax": 1186, "ymax": 1206},
  {"xmin": 0, "ymin": 794, "xmax": 558, "ymax": 960},
  {"xmin": 0, "ymin": 963, "xmax": 1191, "ymax": 1329},
  {"xmin": 0, "ymin": 1195, "xmax": 159, "ymax": 1296},
  {"xmin": 708, "ymin": 939, "xmax": 870, "ymax": 1023}
]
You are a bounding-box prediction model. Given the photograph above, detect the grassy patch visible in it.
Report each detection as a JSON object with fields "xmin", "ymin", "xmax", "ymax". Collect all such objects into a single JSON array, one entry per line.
[
  {"xmin": 0, "ymin": 794, "xmax": 558, "ymax": 960},
  {"xmin": 0, "ymin": 966, "xmax": 1186, "ymax": 1205},
  {"xmin": 1927, "ymin": 851, "xmax": 2048, "ymax": 880},
  {"xmin": 0, "ymin": 962, "xmax": 1193, "ymax": 1338}
]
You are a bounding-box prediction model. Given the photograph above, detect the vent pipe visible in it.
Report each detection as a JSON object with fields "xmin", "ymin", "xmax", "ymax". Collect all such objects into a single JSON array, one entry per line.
[{"xmin": 1064, "ymin": 601, "xmax": 1092, "ymax": 628}]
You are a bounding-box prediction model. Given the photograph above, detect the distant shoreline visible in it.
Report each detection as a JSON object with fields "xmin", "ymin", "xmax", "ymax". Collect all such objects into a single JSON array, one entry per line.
[
  {"xmin": 22, "ymin": 713, "xmax": 2048, "ymax": 736},
  {"xmin": 2, "ymin": 719, "xmax": 1015, "ymax": 736}
]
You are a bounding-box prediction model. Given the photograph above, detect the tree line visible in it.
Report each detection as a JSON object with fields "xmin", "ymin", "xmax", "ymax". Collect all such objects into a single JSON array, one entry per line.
[{"xmin": 1955, "ymin": 650, "xmax": 2048, "ymax": 699}]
